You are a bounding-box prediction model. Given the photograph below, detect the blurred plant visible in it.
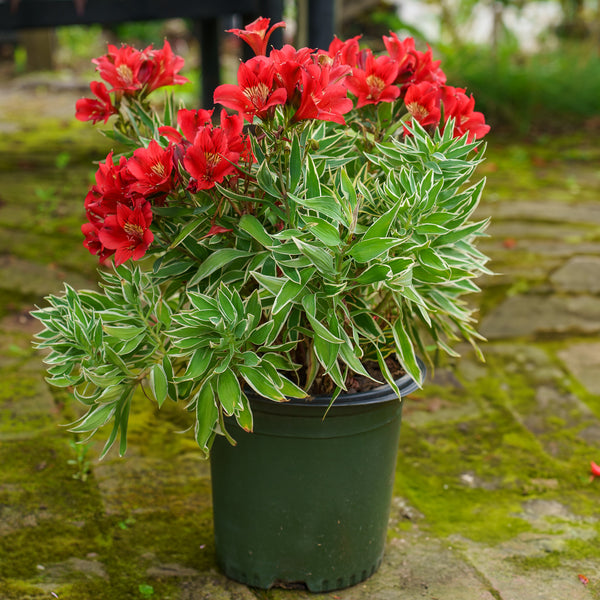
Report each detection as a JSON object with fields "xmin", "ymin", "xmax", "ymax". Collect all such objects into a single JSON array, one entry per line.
[{"xmin": 67, "ymin": 436, "xmax": 92, "ymax": 481}]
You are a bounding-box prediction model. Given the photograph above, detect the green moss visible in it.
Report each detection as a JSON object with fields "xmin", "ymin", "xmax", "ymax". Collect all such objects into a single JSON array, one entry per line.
[{"xmin": 0, "ymin": 579, "xmax": 50, "ymax": 599}]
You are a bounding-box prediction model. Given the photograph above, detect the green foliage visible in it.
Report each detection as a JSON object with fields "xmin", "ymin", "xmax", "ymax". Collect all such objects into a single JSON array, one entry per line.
[
  {"xmin": 33, "ymin": 116, "xmax": 490, "ymax": 456},
  {"xmin": 440, "ymin": 40, "xmax": 600, "ymax": 134},
  {"xmin": 32, "ymin": 37, "xmax": 492, "ymax": 457}
]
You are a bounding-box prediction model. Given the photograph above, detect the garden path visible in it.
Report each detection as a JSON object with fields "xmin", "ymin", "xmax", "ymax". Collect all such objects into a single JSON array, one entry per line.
[{"xmin": 0, "ymin": 75, "xmax": 599, "ymax": 599}]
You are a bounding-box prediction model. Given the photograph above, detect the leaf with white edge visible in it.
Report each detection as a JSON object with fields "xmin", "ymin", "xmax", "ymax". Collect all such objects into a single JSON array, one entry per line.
[
  {"xmin": 288, "ymin": 193, "xmax": 344, "ymax": 225},
  {"xmin": 188, "ymin": 291, "xmax": 219, "ymax": 312},
  {"xmin": 217, "ymin": 370, "xmax": 242, "ymax": 416},
  {"xmin": 418, "ymin": 248, "xmax": 449, "ymax": 271},
  {"xmin": 292, "ymin": 237, "xmax": 333, "ymax": 274},
  {"xmin": 302, "ymin": 216, "xmax": 342, "ymax": 247},
  {"xmin": 169, "ymin": 219, "xmax": 205, "ymax": 250},
  {"xmin": 239, "ymin": 214, "xmax": 273, "ymax": 247},
  {"xmin": 70, "ymin": 402, "xmax": 117, "ymax": 433},
  {"xmin": 272, "ymin": 279, "xmax": 304, "ymax": 315},
  {"xmin": 149, "ymin": 363, "xmax": 168, "ymax": 408},
  {"xmin": 348, "ymin": 238, "xmax": 402, "ymax": 262},
  {"xmin": 103, "ymin": 325, "xmax": 146, "ymax": 340},
  {"xmin": 238, "ymin": 365, "xmax": 285, "ymax": 401},
  {"xmin": 235, "ymin": 392, "xmax": 253, "ymax": 432},
  {"xmin": 305, "ymin": 154, "xmax": 321, "ymax": 197},
  {"xmin": 363, "ymin": 202, "xmax": 401, "ymax": 241},
  {"xmin": 374, "ymin": 347, "xmax": 401, "ymax": 399},
  {"xmin": 338, "ymin": 342, "xmax": 375, "ymax": 380},
  {"xmin": 355, "ymin": 264, "xmax": 393, "ymax": 285},
  {"xmin": 278, "ymin": 375, "xmax": 308, "ymax": 399},
  {"xmin": 392, "ymin": 318, "xmax": 423, "ymax": 387},
  {"xmin": 251, "ymin": 271, "xmax": 285, "ymax": 296},
  {"xmin": 289, "ymin": 134, "xmax": 302, "ymax": 192},
  {"xmin": 304, "ymin": 310, "xmax": 344, "ymax": 344},
  {"xmin": 195, "ymin": 384, "xmax": 218, "ymax": 454},
  {"xmin": 188, "ymin": 249, "xmax": 253, "ymax": 285},
  {"xmin": 248, "ymin": 321, "xmax": 274, "ymax": 345},
  {"xmin": 178, "ymin": 349, "xmax": 212, "ymax": 382}
]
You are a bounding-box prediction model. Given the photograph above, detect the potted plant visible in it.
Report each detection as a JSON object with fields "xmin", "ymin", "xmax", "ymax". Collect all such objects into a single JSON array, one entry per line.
[{"xmin": 33, "ymin": 18, "xmax": 491, "ymax": 592}]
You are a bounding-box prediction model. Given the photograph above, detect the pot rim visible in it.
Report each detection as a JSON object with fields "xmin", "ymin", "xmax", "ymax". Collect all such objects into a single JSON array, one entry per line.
[{"xmin": 249, "ymin": 357, "xmax": 426, "ymax": 408}]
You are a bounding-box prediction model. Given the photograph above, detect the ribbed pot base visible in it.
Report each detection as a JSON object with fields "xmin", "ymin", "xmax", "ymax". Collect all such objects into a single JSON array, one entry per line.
[{"xmin": 219, "ymin": 558, "xmax": 383, "ymax": 592}]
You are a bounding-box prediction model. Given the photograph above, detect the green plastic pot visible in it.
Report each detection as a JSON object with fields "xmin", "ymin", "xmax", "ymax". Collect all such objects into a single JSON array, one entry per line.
[{"xmin": 210, "ymin": 363, "xmax": 423, "ymax": 592}]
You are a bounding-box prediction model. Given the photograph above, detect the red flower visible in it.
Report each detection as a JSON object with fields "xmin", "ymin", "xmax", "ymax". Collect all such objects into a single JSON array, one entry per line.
[
  {"xmin": 183, "ymin": 117, "xmax": 247, "ymax": 192},
  {"xmin": 93, "ymin": 44, "xmax": 145, "ymax": 94},
  {"xmin": 127, "ymin": 140, "xmax": 176, "ymax": 197},
  {"xmin": 404, "ymin": 82, "xmax": 442, "ymax": 128},
  {"xmin": 214, "ymin": 56, "xmax": 287, "ymax": 123},
  {"xmin": 85, "ymin": 153, "xmax": 136, "ymax": 222},
  {"xmin": 92, "ymin": 42, "xmax": 188, "ymax": 96},
  {"xmin": 227, "ymin": 17, "xmax": 286, "ymax": 56},
  {"xmin": 75, "ymin": 81, "xmax": 117, "ymax": 124},
  {"xmin": 440, "ymin": 86, "xmax": 490, "ymax": 142},
  {"xmin": 270, "ymin": 45, "xmax": 314, "ymax": 102},
  {"xmin": 159, "ymin": 108, "xmax": 214, "ymax": 145},
  {"xmin": 382, "ymin": 33, "xmax": 446, "ymax": 92},
  {"xmin": 325, "ymin": 35, "xmax": 361, "ymax": 68},
  {"xmin": 141, "ymin": 40, "xmax": 189, "ymax": 92},
  {"xmin": 591, "ymin": 461, "xmax": 600, "ymax": 477},
  {"xmin": 292, "ymin": 62, "xmax": 352, "ymax": 125},
  {"xmin": 98, "ymin": 200, "xmax": 154, "ymax": 265},
  {"xmin": 82, "ymin": 220, "xmax": 115, "ymax": 263},
  {"xmin": 411, "ymin": 46, "xmax": 446, "ymax": 87},
  {"xmin": 346, "ymin": 51, "xmax": 400, "ymax": 108},
  {"xmin": 382, "ymin": 33, "xmax": 417, "ymax": 82}
]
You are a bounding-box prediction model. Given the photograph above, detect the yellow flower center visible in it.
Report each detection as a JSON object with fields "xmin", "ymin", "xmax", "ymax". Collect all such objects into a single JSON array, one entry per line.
[
  {"xmin": 124, "ymin": 222, "xmax": 144, "ymax": 238},
  {"xmin": 244, "ymin": 83, "xmax": 270, "ymax": 107},
  {"xmin": 366, "ymin": 74, "xmax": 386, "ymax": 93},
  {"xmin": 151, "ymin": 162, "xmax": 166, "ymax": 178},
  {"xmin": 117, "ymin": 64, "xmax": 134, "ymax": 86},
  {"xmin": 406, "ymin": 102, "xmax": 429, "ymax": 120}
]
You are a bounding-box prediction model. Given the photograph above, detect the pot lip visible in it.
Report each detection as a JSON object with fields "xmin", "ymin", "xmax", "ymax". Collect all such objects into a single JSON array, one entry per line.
[{"xmin": 249, "ymin": 357, "xmax": 426, "ymax": 408}]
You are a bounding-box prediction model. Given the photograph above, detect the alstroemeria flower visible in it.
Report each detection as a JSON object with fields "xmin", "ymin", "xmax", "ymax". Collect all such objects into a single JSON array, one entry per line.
[
  {"xmin": 183, "ymin": 127, "xmax": 242, "ymax": 192},
  {"xmin": 75, "ymin": 81, "xmax": 118, "ymax": 124},
  {"xmin": 404, "ymin": 81, "xmax": 442, "ymax": 128},
  {"xmin": 325, "ymin": 35, "xmax": 361, "ymax": 68},
  {"xmin": 84, "ymin": 152, "xmax": 136, "ymax": 222},
  {"xmin": 82, "ymin": 220, "xmax": 115, "ymax": 263},
  {"xmin": 383, "ymin": 33, "xmax": 446, "ymax": 92},
  {"xmin": 292, "ymin": 62, "xmax": 352, "ymax": 125},
  {"xmin": 93, "ymin": 44, "xmax": 146, "ymax": 94},
  {"xmin": 93, "ymin": 41, "xmax": 188, "ymax": 96},
  {"xmin": 440, "ymin": 85, "xmax": 490, "ymax": 142},
  {"xmin": 591, "ymin": 461, "xmax": 600, "ymax": 477},
  {"xmin": 141, "ymin": 40, "xmax": 189, "ymax": 92},
  {"xmin": 227, "ymin": 16, "xmax": 285, "ymax": 56},
  {"xmin": 346, "ymin": 51, "xmax": 400, "ymax": 108},
  {"xmin": 98, "ymin": 200, "xmax": 154, "ymax": 265},
  {"xmin": 159, "ymin": 108, "xmax": 214, "ymax": 145},
  {"xmin": 214, "ymin": 56, "xmax": 287, "ymax": 123},
  {"xmin": 127, "ymin": 140, "xmax": 176, "ymax": 197},
  {"xmin": 270, "ymin": 45, "xmax": 314, "ymax": 102}
]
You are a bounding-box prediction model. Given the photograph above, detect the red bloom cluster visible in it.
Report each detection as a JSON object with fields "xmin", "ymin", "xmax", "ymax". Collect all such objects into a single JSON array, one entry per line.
[
  {"xmin": 82, "ymin": 150, "xmax": 164, "ymax": 266},
  {"xmin": 218, "ymin": 18, "xmax": 488, "ymax": 141},
  {"xmin": 78, "ymin": 20, "xmax": 490, "ymax": 267},
  {"xmin": 76, "ymin": 41, "xmax": 189, "ymax": 125},
  {"xmin": 159, "ymin": 108, "xmax": 252, "ymax": 193},
  {"xmin": 82, "ymin": 108, "xmax": 251, "ymax": 264},
  {"xmin": 214, "ymin": 23, "xmax": 353, "ymax": 125}
]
